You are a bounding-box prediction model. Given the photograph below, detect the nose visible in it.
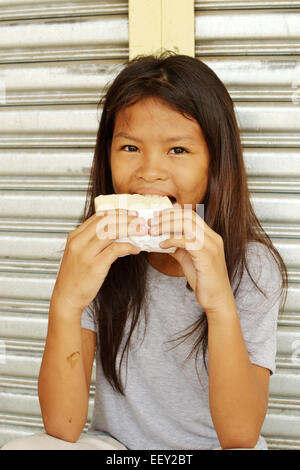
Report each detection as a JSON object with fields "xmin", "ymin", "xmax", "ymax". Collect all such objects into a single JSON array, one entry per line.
[{"xmin": 135, "ymin": 151, "xmax": 168, "ymax": 180}]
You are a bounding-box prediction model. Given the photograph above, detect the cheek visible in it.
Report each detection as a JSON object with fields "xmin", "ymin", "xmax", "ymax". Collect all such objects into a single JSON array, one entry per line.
[
  {"xmin": 110, "ymin": 158, "xmax": 120, "ymax": 190},
  {"xmin": 196, "ymin": 160, "xmax": 209, "ymax": 185},
  {"xmin": 181, "ymin": 166, "xmax": 208, "ymax": 201},
  {"xmin": 110, "ymin": 159, "xmax": 130, "ymax": 192},
  {"xmin": 174, "ymin": 167, "xmax": 201, "ymax": 192},
  {"xmin": 110, "ymin": 154, "xmax": 122, "ymax": 177},
  {"xmin": 110, "ymin": 152, "xmax": 117, "ymax": 172}
]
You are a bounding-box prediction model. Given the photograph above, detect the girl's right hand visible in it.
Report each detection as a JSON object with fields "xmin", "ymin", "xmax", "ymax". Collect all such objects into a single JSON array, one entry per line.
[{"xmin": 51, "ymin": 210, "xmax": 147, "ymax": 312}]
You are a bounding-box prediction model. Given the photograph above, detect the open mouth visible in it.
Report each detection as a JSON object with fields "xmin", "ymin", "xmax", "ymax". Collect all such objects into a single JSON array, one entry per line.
[
  {"xmin": 168, "ymin": 196, "xmax": 176, "ymax": 204},
  {"xmin": 132, "ymin": 191, "xmax": 176, "ymax": 203}
]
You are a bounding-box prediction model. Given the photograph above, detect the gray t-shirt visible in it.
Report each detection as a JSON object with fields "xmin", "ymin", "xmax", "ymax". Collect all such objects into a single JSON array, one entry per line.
[{"xmin": 81, "ymin": 241, "xmax": 282, "ymax": 450}]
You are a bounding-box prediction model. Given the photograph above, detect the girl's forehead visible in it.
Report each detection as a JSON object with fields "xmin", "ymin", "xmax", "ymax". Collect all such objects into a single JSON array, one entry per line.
[
  {"xmin": 115, "ymin": 96, "xmax": 184, "ymax": 119},
  {"xmin": 114, "ymin": 99, "xmax": 199, "ymax": 133}
]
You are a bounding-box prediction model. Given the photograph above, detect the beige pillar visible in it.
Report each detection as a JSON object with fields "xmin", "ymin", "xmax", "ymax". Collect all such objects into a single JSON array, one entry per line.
[{"xmin": 129, "ymin": 0, "xmax": 194, "ymax": 60}]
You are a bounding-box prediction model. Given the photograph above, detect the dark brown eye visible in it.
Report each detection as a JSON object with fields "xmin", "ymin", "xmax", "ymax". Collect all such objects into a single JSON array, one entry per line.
[
  {"xmin": 170, "ymin": 147, "xmax": 188, "ymax": 154},
  {"xmin": 121, "ymin": 145, "xmax": 138, "ymax": 152}
]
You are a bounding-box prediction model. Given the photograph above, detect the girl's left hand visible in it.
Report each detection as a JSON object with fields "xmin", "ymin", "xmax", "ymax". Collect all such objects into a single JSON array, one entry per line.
[{"xmin": 148, "ymin": 202, "xmax": 234, "ymax": 314}]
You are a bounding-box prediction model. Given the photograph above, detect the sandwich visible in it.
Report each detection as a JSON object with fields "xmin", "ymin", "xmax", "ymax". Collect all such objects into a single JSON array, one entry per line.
[{"xmin": 94, "ymin": 193, "xmax": 176, "ymax": 253}]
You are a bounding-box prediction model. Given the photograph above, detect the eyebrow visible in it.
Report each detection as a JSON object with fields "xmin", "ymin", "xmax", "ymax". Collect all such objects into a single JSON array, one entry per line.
[{"xmin": 114, "ymin": 132, "xmax": 197, "ymax": 143}]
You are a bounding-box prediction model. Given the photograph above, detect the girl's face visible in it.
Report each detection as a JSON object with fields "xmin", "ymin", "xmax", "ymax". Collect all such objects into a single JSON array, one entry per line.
[{"xmin": 110, "ymin": 96, "xmax": 210, "ymax": 210}]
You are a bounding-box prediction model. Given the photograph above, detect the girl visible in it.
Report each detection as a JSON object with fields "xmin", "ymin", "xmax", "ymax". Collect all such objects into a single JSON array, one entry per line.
[{"xmin": 2, "ymin": 51, "xmax": 288, "ymax": 451}]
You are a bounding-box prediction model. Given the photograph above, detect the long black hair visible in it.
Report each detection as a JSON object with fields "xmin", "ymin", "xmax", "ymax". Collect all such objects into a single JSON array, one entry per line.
[{"xmin": 78, "ymin": 50, "xmax": 288, "ymax": 394}]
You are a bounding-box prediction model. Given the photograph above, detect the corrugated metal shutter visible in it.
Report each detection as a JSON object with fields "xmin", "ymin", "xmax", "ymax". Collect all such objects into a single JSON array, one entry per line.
[
  {"xmin": 195, "ymin": 1, "xmax": 300, "ymax": 449},
  {"xmin": 0, "ymin": 0, "xmax": 128, "ymax": 447}
]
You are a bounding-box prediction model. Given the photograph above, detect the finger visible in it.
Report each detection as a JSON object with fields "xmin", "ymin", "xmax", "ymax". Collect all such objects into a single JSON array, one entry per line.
[
  {"xmin": 159, "ymin": 236, "xmax": 204, "ymax": 252},
  {"xmin": 150, "ymin": 205, "xmax": 207, "ymax": 232},
  {"xmin": 95, "ymin": 214, "xmax": 147, "ymax": 241},
  {"xmin": 72, "ymin": 209, "xmax": 139, "ymax": 237},
  {"xmin": 149, "ymin": 207, "xmax": 196, "ymax": 226},
  {"xmin": 86, "ymin": 217, "xmax": 147, "ymax": 257},
  {"xmin": 149, "ymin": 211, "xmax": 204, "ymax": 240},
  {"xmin": 74, "ymin": 209, "xmax": 141, "ymax": 243},
  {"xmin": 149, "ymin": 206, "xmax": 183, "ymax": 222},
  {"xmin": 95, "ymin": 241, "xmax": 141, "ymax": 268}
]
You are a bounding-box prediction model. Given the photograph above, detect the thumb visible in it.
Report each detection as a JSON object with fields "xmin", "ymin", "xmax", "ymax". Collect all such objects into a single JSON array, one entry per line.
[{"xmin": 168, "ymin": 247, "xmax": 184, "ymax": 262}]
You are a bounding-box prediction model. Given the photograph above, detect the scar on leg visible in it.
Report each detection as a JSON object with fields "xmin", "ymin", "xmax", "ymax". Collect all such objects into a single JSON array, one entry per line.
[{"xmin": 67, "ymin": 351, "xmax": 80, "ymax": 368}]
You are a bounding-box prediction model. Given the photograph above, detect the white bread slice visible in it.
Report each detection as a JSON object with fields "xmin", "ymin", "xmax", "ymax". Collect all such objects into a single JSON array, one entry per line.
[
  {"xmin": 94, "ymin": 193, "xmax": 172, "ymax": 211},
  {"xmin": 94, "ymin": 193, "xmax": 176, "ymax": 253}
]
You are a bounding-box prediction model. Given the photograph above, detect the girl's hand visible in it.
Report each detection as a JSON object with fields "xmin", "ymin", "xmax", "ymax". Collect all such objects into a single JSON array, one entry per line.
[
  {"xmin": 52, "ymin": 210, "xmax": 147, "ymax": 312},
  {"xmin": 148, "ymin": 202, "xmax": 234, "ymax": 315}
]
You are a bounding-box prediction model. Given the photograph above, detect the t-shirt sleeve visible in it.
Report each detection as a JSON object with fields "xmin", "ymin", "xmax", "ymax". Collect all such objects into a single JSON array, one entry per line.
[
  {"xmin": 81, "ymin": 302, "xmax": 98, "ymax": 333},
  {"xmin": 234, "ymin": 242, "xmax": 282, "ymax": 375}
]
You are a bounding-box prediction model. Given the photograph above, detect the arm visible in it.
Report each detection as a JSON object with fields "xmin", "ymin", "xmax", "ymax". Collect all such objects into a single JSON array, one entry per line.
[
  {"xmin": 207, "ymin": 294, "xmax": 270, "ymax": 449},
  {"xmin": 37, "ymin": 209, "xmax": 142, "ymax": 442},
  {"xmin": 38, "ymin": 296, "xmax": 96, "ymax": 443}
]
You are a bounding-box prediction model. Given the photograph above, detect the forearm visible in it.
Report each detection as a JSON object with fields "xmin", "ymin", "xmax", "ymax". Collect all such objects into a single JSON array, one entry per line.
[
  {"xmin": 38, "ymin": 297, "xmax": 89, "ymax": 442},
  {"xmin": 207, "ymin": 295, "xmax": 267, "ymax": 449}
]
